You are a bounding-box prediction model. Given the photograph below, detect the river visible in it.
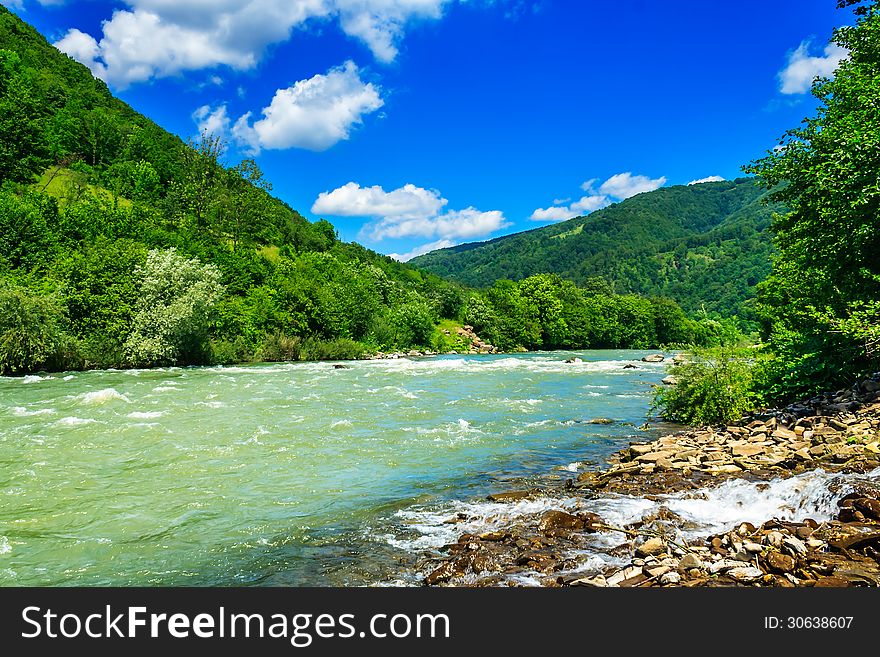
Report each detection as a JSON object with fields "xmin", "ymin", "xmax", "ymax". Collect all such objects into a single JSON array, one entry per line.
[{"xmin": 0, "ymin": 350, "xmax": 680, "ymax": 586}]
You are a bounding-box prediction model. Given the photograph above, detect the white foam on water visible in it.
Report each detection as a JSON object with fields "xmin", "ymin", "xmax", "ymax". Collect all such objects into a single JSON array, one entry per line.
[
  {"xmin": 331, "ymin": 420, "xmax": 353, "ymax": 429},
  {"xmin": 196, "ymin": 401, "xmax": 224, "ymax": 409},
  {"xmin": 152, "ymin": 385, "xmax": 182, "ymax": 393},
  {"xmin": 372, "ymin": 356, "xmax": 663, "ymax": 377},
  {"xmin": 63, "ymin": 375, "xmax": 75, "ymax": 381},
  {"xmin": 127, "ymin": 411, "xmax": 163, "ymax": 420},
  {"xmin": 54, "ymin": 417, "xmax": 98, "ymax": 427},
  {"xmin": 384, "ymin": 467, "xmax": 880, "ymax": 570},
  {"xmin": 22, "ymin": 375, "xmax": 51, "ymax": 384},
  {"xmin": 79, "ymin": 389, "xmax": 131, "ymax": 405},
  {"xmin": 11, "ymin": 407, "xmax": 55, "ymax": 417},
  {"xmin": 561, "ymin": 462, "xmax": 583, "ymax": 472},
  {"xmin": 0, "ymin": 537, "xmax": 10, "ymax": 555}
]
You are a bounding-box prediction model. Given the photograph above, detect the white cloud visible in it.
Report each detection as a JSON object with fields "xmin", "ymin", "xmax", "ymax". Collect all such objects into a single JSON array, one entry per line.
[
  {"xmin": 530, "ymin": 194, "xmax": 610, "ymax": 222},
  {"xmin": 388, "ymin": 238, "xmax": 454, "ymax": 262},
  {"xmin": 531, "ymin": 171, "xmax": 666, "ymax": 222},
  {"xmin": 367, "ymin": 207, "xmax": 509, "ymax": 241},
  {"xmin": 313, "ymin": 181, "xmax": 508, "ymax": 244},
  {"xmin": 192, "ymin": 104, "xmax": 231, "ymax": 138},
  {"xmin": 779, "ymin": 41, "xmax": 848, "ymax": 95},
  {"xmin": 52, "ymin": 1, "xmax": 454, "ymax": 87},
  {"xmin": 312, "ymin": 181, "xmax": 446, "ymax": 219},
  {"xmin": 54, "ymin": 29, "xmax": 108, "ymax": 80},
  {"xmin": 687, "ymin": 175, "xmax": 725, "ymax": 185},
  {"xmin": 232, "ymin": 61, "xmax": 383, "ymax": 153},
  {"xmin": 597, "ymin": 171, "xmax": 666, "ymax": 200}
]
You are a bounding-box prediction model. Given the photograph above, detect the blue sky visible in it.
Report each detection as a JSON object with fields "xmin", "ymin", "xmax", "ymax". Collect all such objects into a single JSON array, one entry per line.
[{"xmin": 4, "ymin": 0, "xmax": 852, "ymax": 260}]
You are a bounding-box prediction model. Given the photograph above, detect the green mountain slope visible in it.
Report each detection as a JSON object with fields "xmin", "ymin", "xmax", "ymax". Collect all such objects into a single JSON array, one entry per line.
[
  {"xmin": 0, "ymin": 7, "xmax": 727, "ymax": 374},
  {"xmin": 0, "ymin": 5, "xmax": 468, "ymax": 372},
  {"xmin": 411, "ymin": 178, "xmax": 779, "ymax": 316}
]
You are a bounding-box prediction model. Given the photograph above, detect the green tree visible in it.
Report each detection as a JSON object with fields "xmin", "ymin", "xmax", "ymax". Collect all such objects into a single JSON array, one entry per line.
[
  {"xmin": 0, "ymin": 283, "xmax": 66, "ymax": 375},
  {"xmin": 745, "ymin": 0, "xmax": 880, "ymax": 399},
  {"xmin": 124, "ymin": 248, "xmax": 224, "ymax": 366}
]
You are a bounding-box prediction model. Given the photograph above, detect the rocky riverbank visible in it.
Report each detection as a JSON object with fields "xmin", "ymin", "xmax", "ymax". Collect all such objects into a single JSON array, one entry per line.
[{"xmin": 420, "ymin": 376, "xmax": 880, "ymax": 587}]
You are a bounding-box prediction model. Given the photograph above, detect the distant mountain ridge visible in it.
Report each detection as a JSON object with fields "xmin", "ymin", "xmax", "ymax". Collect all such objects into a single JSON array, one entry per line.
[{"xmin": 411, "ymin": 178, "xmax": 779, "ymax": 317}]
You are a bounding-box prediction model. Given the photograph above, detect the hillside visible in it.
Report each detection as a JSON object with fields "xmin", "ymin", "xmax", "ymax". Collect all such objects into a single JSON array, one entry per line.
[
  {"xmin": 0, "ymin": 7, "xmax": 731, "ymax": 375},
  {"xmin": 0, "ymin": 5, "xmax": 472, "ymax": 372},
  {"xmin": 411, "ymin": 178, "xmax": 780, "ymax": 317}
]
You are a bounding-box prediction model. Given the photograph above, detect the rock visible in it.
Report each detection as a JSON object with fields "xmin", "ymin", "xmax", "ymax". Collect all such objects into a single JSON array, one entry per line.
[
  {"xmin": 569, "ymin": 575, "xmax": 607, "ymax": 587},
  {"xmin": 659, "ymin": 571, "xmax": 682, "ymax": 585},
  {"xmin": 727, "ymin": 566, "xmax": 764, "ymax": 582},
  {"xmin": 588, "ymin": 418, "xmax": 615, "ymax": 425},
  {"xmin": 564, "ymin": 357, "xmax": 583, "ymax": 364},
  {"xmin": 678, "ymin": 553, "xmax": 703, "ymax": 570},
  {"xmin": 766, "ymin": 551, "xmax": 796, "ymax": 574},
  {"xmin": 629, "ymin": 444, "xmax": 654, "ymax": 459},
  {"xmin": 782, "ymin": 536, "xmax": 807, "ymax": 556},
  {"xmin": 732, "ymin": 444, "xmax": 765, "ymax": 458},
  {"xmin": 487, "ymin": 490, "xmax": 535, "ymax": 502},
  {"xmin": 744, "ymin": 542, "xmax": 764, "ymax": 554},
  {"xmin": 425, "ymin": 560, "xmax": 467, "ymax": 585},
  {"xmin": 636, "ymin": 537, "xmax": 667, "ymax": 557},
  {"xmin": 622, "ymin": 363, "xmax": 638, "ymax": 369},
  {"xmin": 635, "ymin": 450, "xmax": 677, "ymax": 463},
  {"xmin": 537, "ymin": 510, "xmax": 584, "ymax": 533},
  {"xmin": 661, "ymin": 376, "xmax": 678, "ymax": 386},
  {"xmin": 644, "ymin": 565, "xmax": 671, "ymax": 579},
  {"xmin": 854, "ymin": 498, "xmax": 880, "ymax": 520},
  {"xmin": 333, "ymin": 364, "xmax": 348, "ymax": 369},
  {"xmin": 641, "ymin": 354, "xmax": 665, "ymax": 363}
]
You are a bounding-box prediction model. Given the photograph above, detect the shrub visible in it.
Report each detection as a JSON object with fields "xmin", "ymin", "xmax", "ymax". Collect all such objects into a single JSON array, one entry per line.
[
  {"xmin": 652, "ymin": 347, "xmax": 761, "ymax": 426},
  {"xmin": 124, "ymin": 248, "xmax": 224, "ymax": 367},
  {"xmin": 257, "ymin": 332, "xmax": 302, "ymax": 362},
  {"xmin": 0, "ymin": 283, "xmax": 67, "ymax": 375},
  {"xmin": 301, "ymin": 338, "xmax": 366, "ymax": 361}
]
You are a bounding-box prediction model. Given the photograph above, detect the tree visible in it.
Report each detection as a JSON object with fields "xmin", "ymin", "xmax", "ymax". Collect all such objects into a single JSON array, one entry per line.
[
  {"xmin": 0, "ymin": 50, "xmax": 48, "ymax": 183},
  {"xmin": 745, "ymin": 0, "xmax": 880, "ymax": 399},
  {"xmin": 0, "ymin": 283, "xmax": 66, "ymax": 375},
  {"xmin": 124, "ymin": 248, "xmax": 224, "ymax": 366}
]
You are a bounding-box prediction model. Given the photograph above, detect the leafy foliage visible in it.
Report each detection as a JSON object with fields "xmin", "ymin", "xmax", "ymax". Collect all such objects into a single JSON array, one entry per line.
[
  {"xmin": 652, "ymin": 347, "xmax": 762, "ymax": 426},
  {"xmin": 744, "ymin": 0, "xmax": 880, "ymax": 402}
]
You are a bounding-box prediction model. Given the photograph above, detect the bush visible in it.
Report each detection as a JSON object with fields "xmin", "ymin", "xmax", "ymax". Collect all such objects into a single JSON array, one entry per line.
[
  {"xmin": 652, "ymin": 347, "xmax": 761, "ymax": 426},
  {"xmin": 0, "ymin": 283, "xmax": 67, "ymax": 375},
  {"xmin": 257, "ymin": 332, "xmax": 302, "ymax": 362},
  {"xmin": 124, "ymin": 248, "xmax": 224, "ymax": 367},
  {"xmin": 301, "ymin": 338, "xmax": 366, "ymax": 361}
]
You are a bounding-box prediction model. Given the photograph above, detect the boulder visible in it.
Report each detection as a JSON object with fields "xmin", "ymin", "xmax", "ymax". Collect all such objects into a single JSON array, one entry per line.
[
  {"xmin": 641, "ymin": 354, "xmax": 665, "ymax": 363},
  {"xmin": 766, "ymin": 551, "xmax": 796, "ymax": 574},
  {"xmin": 537, "ymin": 510, "xmax": 584, "ymax": 533},
  {"xmin": 635, "ymin": 537, "xmax": 667, "ymax": 557}
]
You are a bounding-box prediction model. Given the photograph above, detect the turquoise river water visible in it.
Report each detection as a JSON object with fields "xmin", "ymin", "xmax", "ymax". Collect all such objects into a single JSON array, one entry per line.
[{"xmin": 0, "ymin": 351, "xmax": 673, "ymax": 586}]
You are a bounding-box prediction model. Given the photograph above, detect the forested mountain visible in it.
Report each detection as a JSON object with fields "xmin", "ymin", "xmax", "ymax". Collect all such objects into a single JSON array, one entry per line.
[
  {"xmin": 411, "ymin": 178, "xmax": 780, "ymax": 317},
  {"xmin": 0, "ymin": 6, "xmax": 727, "ymax": 374}
]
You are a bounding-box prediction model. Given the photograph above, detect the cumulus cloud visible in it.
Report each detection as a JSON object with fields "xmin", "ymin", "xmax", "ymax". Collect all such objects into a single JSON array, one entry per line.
[
  {"xmin": 52, "ymin": 0, "xmax": 454, "ymax": 87},
  {"xmin": 388, "ymin": 238, "xmax": 454, "ymax": 262},
  {"xmin": 232, "ymin": 61, "xmax": 383, "ymax": 153},
  {"xmin": 687, "ymin": 175, "xmax": 725, "ymax": 185},
  {"xmin": 313, "ymin": 181, "xmax": 508, "ymax": 248},
  {"xmin": 597, "ymin": 172, "xmax": 667, "ymax": 200},
  {"xmin": 192, "ymin": 104, "xmax": 231, "ymax": 138},
  {"xmin": 312, "ymin": 181, "xmax": 446, "ymax": 219},
  {"xmin": 366, "ymin": 207, "xmax": 509, "ymax": 241},
  {"xmin": 530, "ymin": 171, "xmax": 666, "ymax": 222},
  {"xmin": 54, "ymin": 29, "xmax": 108, "ymax": 79},
  {"xmin": 779, "ymin": 41, "xmax": 848, "ymax": 94}
]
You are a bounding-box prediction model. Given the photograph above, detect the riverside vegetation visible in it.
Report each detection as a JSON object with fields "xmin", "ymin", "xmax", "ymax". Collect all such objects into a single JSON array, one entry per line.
[{"xmin": 0, "ymin": 5, "xmax": 730, "ymax": 376}]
